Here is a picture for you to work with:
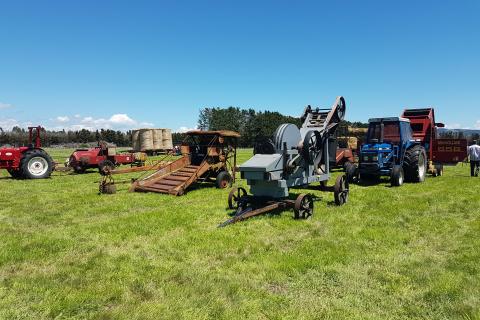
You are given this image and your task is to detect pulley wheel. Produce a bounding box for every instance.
[332,96,346,123]
[302,130,322,164]
[273,124,301,151]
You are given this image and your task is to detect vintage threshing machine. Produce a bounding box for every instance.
[220,96,350,227]
[100,130,239,195]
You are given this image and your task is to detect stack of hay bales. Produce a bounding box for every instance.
[337,127,368,150]
[131,128,173,152]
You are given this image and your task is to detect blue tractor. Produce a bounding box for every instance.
[358,117,427,186]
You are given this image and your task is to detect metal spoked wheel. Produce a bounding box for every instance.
[302,130,321,164]
[332,96,346,122]
[334,174,349,205]
[294,193,313,219]
[27,156,49,177]
[228,187,247,209]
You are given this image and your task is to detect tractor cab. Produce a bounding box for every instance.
[359,117,423,184]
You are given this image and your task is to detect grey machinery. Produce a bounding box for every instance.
[220,96,350,227]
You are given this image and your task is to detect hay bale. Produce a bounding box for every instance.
[337,136,359,150]
[348,127,368,137]
[139,129,154,151]
[132,130,140,151]
[162,129,173,149]
[152,129,163,150]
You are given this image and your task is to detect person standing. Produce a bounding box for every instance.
[468,140,480,177]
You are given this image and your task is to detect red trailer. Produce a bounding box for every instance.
[401,108,467,176]
[67,141,146,174]
[0,126,54,179]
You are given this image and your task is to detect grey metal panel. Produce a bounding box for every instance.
[240,154,283,172]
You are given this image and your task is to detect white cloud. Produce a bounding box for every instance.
[445,123,462,129]
[475,120,480,129]
[0,102,13,109]
[56,116,70,123]
[0,118,20,130]
[109,114,136,126]
[51,113,154,131]
[176,126,196,133]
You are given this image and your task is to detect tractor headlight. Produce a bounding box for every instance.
[372,155,378,162]
[363,155,368,162]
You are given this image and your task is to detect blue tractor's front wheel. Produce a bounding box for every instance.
[391,165,404,187]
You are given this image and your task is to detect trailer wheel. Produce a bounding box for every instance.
[334,174,349,205]
[344,162,357,183]
[20,149,53,179]
[99,160,115,176]
[7,169,23,179]
[391,165,404,187]
[216,171,232,189]
[228,187,247,209]
[404,145,427,182]
[294,193,313,219]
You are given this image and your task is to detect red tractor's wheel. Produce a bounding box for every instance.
[294,193,314,219]
[20,149,54,179]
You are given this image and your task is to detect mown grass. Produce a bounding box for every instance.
[0,148,479,319]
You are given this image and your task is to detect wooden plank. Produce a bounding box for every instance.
[171,172,192,177]
[155,179,183,186]
[136,185,170,193]
[164,175,190,182]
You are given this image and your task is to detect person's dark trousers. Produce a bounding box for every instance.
[471,161,480,177]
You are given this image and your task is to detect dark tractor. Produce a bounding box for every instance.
[358,117,427,187]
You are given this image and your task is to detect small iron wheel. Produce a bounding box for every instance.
[228,187,247,210]
[334,174,349,205]
[101,183,116,194]
[99,160,115,176]
[294,193,314,219]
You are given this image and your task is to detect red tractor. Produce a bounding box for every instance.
[0,126,54,179]
[67,141,146,174]
[401,108,467,176]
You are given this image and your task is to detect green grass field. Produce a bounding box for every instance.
[0,148,479,319]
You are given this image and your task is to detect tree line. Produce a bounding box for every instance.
[197,106,368,147]
[0,127,132,147]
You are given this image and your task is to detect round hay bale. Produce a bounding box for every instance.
[139,129,154,151]
[132,130,140,151]
[162,129,173,149]
[152,129,163,150]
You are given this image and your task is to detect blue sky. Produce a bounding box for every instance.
[0,0,479,132]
